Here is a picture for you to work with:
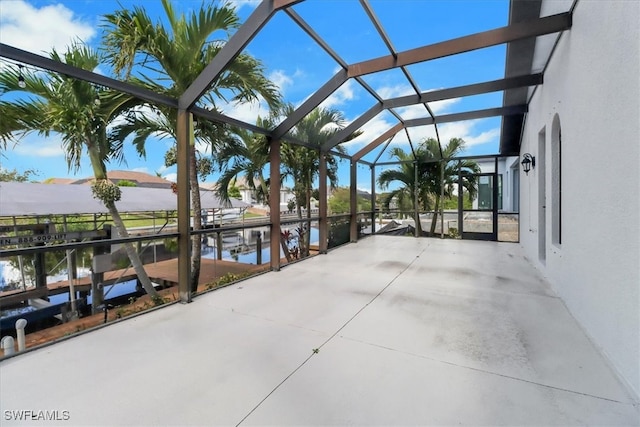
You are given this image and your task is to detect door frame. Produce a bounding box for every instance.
[458,158,498,241]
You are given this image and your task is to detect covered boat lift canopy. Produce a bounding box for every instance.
[0,182,249,217]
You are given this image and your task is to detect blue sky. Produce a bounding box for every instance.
[0,0,510,192]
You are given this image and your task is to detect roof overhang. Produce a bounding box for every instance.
[500,0,543,155]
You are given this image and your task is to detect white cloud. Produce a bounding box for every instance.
[226,69,308,124]
[374,84,460,116]
[342,115,500,158]
[12,133,65,158]
[320,79,357,110]
[292,68,305,80]
[376,84,414,100]
[342,115,396,148]
[151,166,177,183]
[395,104,428,120]
[393,98,460,120]
[404,126,432,143]
[0,1,96,54]
[462,127,501,146]
[195,139,211,154]
[434,120,501,150]
[334,77,501,156]
[269,69,293,95]
[227,0,261,11]
[221,97,271,127]
[155,164,171,175]
[122,104,165,123]
[429,98,460,114]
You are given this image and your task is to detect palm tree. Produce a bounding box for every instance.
[215,115,276,206]
[378,147,430,235]
[420,137,481,234]
[0,44,160,299]
[280,105,356,256]
[102,0,280,293]
[378,137,480,236]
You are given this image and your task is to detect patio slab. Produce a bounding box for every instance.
[0,236,637,426]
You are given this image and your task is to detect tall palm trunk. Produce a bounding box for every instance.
[429,193,441,235]
[259,176,269,205]
[108,202,160,299]
[294,186,304,257]
[412,183,423,236]
[295,185,303,218]
[304,185,311,257]
[415,216,423,235]
[189,146,202,293]
[413,210,423,235]
[87,145,159,299]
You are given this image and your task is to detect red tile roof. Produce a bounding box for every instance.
[69,170,174,188]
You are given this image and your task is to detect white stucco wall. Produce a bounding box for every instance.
[472,157,518,212]
[519,0,640,398]
[497,156,519,213]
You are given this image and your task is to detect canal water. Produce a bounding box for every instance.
[202,227,319,264]
[1,227,320,321]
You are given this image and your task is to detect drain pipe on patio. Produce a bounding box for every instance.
[1,335,15,356]
[15,318,27,352]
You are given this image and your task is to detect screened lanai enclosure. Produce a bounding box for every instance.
[1,0,639,424]
[0,0,569,307]
[0,0,572,343]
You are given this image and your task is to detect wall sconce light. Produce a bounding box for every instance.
[521,153,536,175]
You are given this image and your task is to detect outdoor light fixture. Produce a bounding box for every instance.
[521,153,536,175]
[17,65,26,89]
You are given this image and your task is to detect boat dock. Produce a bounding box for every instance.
[0,257,269,308]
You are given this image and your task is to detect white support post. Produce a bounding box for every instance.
[1,336,15,356]
[15,318,27,352]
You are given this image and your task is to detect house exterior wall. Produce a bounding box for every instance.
[472,157,518,212]
[519,0,639,398]
[503,157,520,213]
[239,188,254,205]
[234,183,295,210]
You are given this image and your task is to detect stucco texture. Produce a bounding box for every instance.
[519,0,639,399]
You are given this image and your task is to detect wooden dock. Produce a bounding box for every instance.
[0,258,272,354]
[0,258,269,308]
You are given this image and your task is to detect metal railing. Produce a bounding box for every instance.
[0,207,520,358]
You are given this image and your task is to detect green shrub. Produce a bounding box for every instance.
[205,272,251,290]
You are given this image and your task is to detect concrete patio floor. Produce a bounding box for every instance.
[1,236,638,426]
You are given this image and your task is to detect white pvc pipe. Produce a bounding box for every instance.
[1,336,15,356]
[15,318,27,352]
